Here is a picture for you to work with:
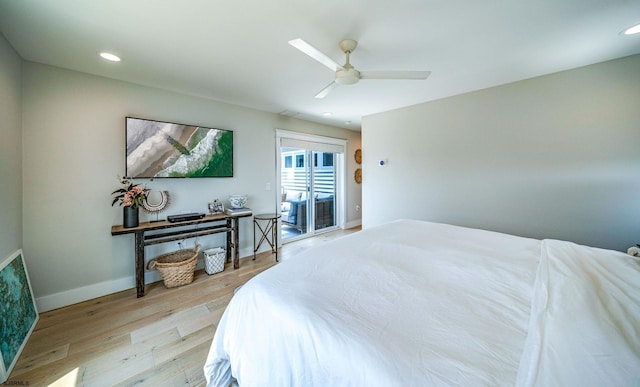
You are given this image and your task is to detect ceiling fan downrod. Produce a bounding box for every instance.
[336,40,360,85]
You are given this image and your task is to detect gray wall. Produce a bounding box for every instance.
[0,34,22,261]
[362,54,640,252]
[20,61,361,311]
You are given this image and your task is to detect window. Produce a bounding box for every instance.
[323,153,334,167]
[296,154,304,168]
[284,156,292,168]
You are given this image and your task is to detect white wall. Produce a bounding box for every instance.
[0,34,22,261]
[362,54,640,252]
[21,61,361,311]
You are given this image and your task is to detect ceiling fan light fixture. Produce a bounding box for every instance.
[335,67,360,85]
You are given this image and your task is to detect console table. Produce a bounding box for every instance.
[111,212,251,297]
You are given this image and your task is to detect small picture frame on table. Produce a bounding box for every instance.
[208,199,224,215]
[0,249,39,382]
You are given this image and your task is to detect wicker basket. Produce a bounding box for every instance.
[146,244,201,288]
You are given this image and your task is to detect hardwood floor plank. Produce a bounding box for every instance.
[130,305,210,344]
[5,227,360,386]
[135,327,182,357]
[151,325,214,366]
[176,308,218,338]
[10,344,69,377]
[116,370,191,387]
[78,345,155,386]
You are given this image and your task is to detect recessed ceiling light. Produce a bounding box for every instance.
[99,52,121,62]
[623,23,640,35]
[344,121,352,125]
[322,112,332,116]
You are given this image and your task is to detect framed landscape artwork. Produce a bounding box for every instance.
[125,117,234,178]
[0,250,38,382]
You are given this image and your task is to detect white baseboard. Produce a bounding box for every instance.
[35,257,214,312]
[36,276,137,313]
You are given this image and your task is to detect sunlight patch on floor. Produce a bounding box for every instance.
[48,367,78,387]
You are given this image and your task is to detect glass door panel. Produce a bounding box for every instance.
[280,147,311,240]
[280,148,338,242]
[312,151,336,231]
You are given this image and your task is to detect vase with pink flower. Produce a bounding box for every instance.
[112,178,148,228]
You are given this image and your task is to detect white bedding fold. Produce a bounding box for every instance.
[516,239,640,387]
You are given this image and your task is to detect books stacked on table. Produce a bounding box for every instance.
[225,207,252,216]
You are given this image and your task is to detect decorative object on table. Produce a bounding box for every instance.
[208,199,224,215]
[142,190,170,222]
[0,250,39,383]
[225,207,253,216]
[123,206,139,228]
[228,194,248,209]
[146,244,201,288]
[111,177,148,228]
[354,168,362,184]
[166,212,205,223]
[354,148,362,164]
[204,247,226,275]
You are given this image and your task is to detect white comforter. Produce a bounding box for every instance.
[204,220,640,386]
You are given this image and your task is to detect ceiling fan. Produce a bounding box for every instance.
[288,38,431,98]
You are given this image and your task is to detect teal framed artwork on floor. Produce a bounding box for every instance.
[0,249,39,382]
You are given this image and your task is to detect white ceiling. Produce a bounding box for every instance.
[1,0,639,130]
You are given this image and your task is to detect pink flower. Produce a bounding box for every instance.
[111,178,148,208]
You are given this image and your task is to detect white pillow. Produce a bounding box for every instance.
[285,191,302,202]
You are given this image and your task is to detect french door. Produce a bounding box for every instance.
[276,130,346,243]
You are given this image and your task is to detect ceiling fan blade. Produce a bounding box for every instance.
[359,70,431,80]
[288,38,343,72]
[314,82,339,99]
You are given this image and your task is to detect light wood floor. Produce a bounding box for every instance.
[8,226,360,386]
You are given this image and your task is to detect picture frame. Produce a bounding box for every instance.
[208,199,224,214]
[0,250,39,382]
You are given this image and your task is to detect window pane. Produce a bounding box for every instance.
[323,153,334,167]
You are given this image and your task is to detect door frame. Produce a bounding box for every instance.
[275,129,347,244]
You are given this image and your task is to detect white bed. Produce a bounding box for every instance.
[204,220,640,386]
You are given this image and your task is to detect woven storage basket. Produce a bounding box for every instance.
[146,244,201,288]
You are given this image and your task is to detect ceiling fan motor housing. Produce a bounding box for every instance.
[336,67,360,85]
